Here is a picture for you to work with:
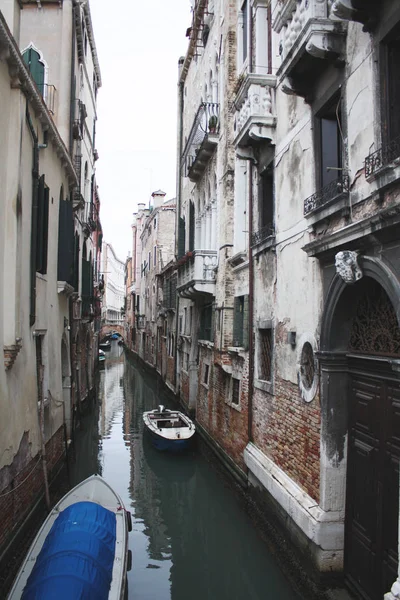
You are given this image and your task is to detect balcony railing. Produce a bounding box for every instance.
[181,102,219,182]
[304,175,349,216]
[176,250,217,299]
[234,73,276,148]
[365,135,400,178]
[273,0,345,92]
[251,224,275,247]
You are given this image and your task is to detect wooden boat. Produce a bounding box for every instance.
[7,475,131,600]
[143,405,196,451]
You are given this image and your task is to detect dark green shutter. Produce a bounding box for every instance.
[178,217,186,258]
[189,201,195,251]
[36,175,46,274]
[57,200,74,284]
[243,295,249,350]
[23,48,44,96]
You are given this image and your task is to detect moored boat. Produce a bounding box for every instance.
[143,405,196,452]
[99,339,111,350]
[7,475,131,600]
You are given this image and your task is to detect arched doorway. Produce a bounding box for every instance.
[320,257,400,600]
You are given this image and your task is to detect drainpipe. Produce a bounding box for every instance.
[248,5,254,442]
[248,165,254,443]
[174,60,185,393]
[26,106,39,327]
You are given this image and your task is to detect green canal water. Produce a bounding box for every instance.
[70,341,302,600]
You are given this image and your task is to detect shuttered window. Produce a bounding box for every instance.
[199,303,214,342]
[36,175,49,275]
[233,295,249,349]
[189,201,195,252]
[178,217,186,258]
[23,48,45,96]
[57,198,74,284]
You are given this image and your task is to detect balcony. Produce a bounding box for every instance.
[251,224,275,255]
[330,1,379,32]
[233,73,276,148]
[365,135,400,182]
[181,102,219,183]
[273,0,346,97]
[304,175,349,224]
[176,250,217,299]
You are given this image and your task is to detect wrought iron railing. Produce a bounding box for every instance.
[251,224,274,246]
[365,135,400,178]
[181,102,220,176]
[304,175,349,216]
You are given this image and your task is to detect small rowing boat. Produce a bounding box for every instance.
[143,405,196,452]
[7,474,131,600]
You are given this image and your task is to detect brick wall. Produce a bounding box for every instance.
[0,426,65,552]
[253,379,321,502]
[197,348,249,470]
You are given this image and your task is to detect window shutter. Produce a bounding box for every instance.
[189,202,195,251]
[178,217,186,258]
[58,199,75,284]
[36,175,45,274]
[243,294,249,350]
[233,297,241,347]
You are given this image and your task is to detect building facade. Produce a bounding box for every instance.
[0,0,102,560]
[101,242,125,329]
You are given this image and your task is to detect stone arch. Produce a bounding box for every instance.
[318,254,400,594]
[321,255,400,352]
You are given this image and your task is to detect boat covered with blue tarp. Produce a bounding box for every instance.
[8,475,131,600]
[22,502,116,600]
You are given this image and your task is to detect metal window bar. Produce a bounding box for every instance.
[365,135,400,178]
[303,174,349,216]
[259,329,272,381]
[251,224,274,247]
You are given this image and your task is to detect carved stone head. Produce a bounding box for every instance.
[335,250,363,284]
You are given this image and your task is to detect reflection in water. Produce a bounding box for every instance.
[70,342,299,600]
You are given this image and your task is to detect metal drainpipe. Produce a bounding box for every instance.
[26,106,39,327]
[248,164,254,443]
[174,70,184,392]
[248,5,254,442]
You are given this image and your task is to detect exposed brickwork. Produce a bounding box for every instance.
[197,347,249,471]
[253,378,321,503]
[0,426,65,552]
[4,340,22,371]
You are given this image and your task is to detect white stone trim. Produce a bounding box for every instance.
[244,442,344,552]
[297,332,319,402]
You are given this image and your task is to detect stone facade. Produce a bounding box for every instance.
[0,0,102,558]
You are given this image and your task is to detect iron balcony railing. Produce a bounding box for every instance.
[365,135,400,178]
[251,224,275,247]
[304,174,349,216]
[181,102,220,178]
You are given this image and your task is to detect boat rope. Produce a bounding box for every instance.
[0,456,42,497]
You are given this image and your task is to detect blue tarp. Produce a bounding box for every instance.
[22,501,117,600]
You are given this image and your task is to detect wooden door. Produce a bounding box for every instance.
[345,368,400,599]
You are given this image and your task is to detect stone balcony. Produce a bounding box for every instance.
[233,73,277,148]
[176,250,217,299]
[273,0,346,98]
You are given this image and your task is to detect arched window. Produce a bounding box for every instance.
[23,47,45,95]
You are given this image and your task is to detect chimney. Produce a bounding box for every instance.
[151,190,167,209]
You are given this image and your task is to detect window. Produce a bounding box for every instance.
[199,303,214,342]
[179,315,183,333]
[203,363,210,386]
[189,201,195,251]
[36,175,49,275]
[148,251,151,271]
[300,342,315,390]
[382,24,400,147]
[23,47,45,95]
[241,0,248,64]
[258,328,272,382]
[316,95,342,190]
[233,295,249,349]
[231,378,240,406]
[258,166,274,238]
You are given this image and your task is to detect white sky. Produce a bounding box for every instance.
[90,1,193,262]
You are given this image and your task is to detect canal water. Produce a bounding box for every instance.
[70,341,302,600]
